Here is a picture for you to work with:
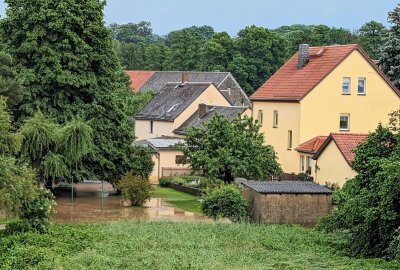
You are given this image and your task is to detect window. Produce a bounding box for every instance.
[287,130,293,150]
[273,111,279,128]
[340,114,350,131]
[258,110,263,127]
[300,155,305,172]
[358,77,366,95]
[149,121,154,134]
[306,156,312,174]
[342,77,351,95]
[175,155,187,165]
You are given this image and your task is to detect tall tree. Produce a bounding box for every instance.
[0,0,138,182]
[235,26,288,94]
[358,21,387,59]
[380,4,400,88]
[200,32,235,71]
[0,48,24,106]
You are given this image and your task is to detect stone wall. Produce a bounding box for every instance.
[243,188,333,227]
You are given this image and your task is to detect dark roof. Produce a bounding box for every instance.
[242,180,332,194]
[314,133,368,165]
[251,44,400,101]
[134,136,185,151]
[138,71,230,92]
[174,105,248,135]
[135,82,214,121]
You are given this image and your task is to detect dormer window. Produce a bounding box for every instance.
[342,77,351,95]
[358,77,366,95]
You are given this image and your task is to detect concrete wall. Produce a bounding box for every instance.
[135,120,175,141]
[243,188,333,227]
[314,141,357,187]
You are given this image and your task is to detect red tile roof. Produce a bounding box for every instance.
[250,44,400,101]
[314,133,368,165]
[295,136,328,154]
[126,70,155,93]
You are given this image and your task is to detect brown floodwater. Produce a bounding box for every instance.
[53,182,209,224]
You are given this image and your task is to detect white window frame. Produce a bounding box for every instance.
[273,110,279,128]
[258,110,263,127]
[150,121,154,134]
[287,130,293,150]
[339,114,350,131]
[300,155,305,173]
[342,77,351,95]
[357,77,366,95]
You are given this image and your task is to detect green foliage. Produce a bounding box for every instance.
[1,0,136,182]
[0,97,21,155]
[159,176,174,187]
[151,186,201,213]
[380,4,400,88]
[201,185,247,223]
[5,188,56,234]
[119,173,152,206]
[0,48,24,107]
[129,145,154,179]
[42,151,67,181]
[319,124,400,258]
[358,21,387,59]
[181,114,281,183]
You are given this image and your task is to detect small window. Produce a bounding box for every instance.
[273,111,279,128]
[300,155,305,172]
[175,155,187,165]
[258,110,263,127]
[340,114,350,131]
[287,130,293,150]
[306,156,312,174]
[150,121,154,134]
[358,77,366,95]
[342,77,351,95]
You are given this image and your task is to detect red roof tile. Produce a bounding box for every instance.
[250,44,400,101]
[315,133,368,165]
[296,136,328,154]
[126,70,155,93]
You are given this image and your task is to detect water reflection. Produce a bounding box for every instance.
[53,182,207,224]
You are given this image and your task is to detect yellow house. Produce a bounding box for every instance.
[250,44,400,185]
[313,133,368,186]
[134,82,250,183]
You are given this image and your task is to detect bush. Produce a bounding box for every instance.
[5,188,56,234]
[201,185,248,223]
[119,173,152,206]
[159,177,174,187]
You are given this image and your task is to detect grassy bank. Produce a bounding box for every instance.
[152,186,201,213]
[0,221,398,269]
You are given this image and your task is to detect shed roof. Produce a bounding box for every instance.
[174,105,248,135]
[134,136,185,151]
[242,180,332,194]
[135,82,214,121]
[250,44,400,101]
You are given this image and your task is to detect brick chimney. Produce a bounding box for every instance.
[297,44,309,69]
[182,72,189,83]
[198,103,207,118]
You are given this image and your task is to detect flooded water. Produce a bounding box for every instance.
[53,182,209,224]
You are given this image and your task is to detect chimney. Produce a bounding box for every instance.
[182,72,189,83]
[297,44,309,69]
[198,103,207,119]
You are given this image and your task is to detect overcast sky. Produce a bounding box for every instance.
[0,1,397,35]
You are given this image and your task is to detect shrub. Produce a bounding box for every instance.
[119,173,152,206]
[201,185,248,223]
[5,188,56,234]
[159,177,174,187]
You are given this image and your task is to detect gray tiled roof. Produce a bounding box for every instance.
[134,136,185,151]
[242,180,332,194]
[139,71,230,92]
[135,82,212,121]
[174,105,248,135]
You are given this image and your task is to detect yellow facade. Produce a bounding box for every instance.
[314,142,357,187]
[134,84,231,141]
[149,149,190,184]
[252,50,400,178]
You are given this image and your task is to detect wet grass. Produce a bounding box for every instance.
[151,186,202,213]
[1,220,398,269]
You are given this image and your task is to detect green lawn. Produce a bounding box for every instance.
[152,186,202,213]
[0,221,398,269]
